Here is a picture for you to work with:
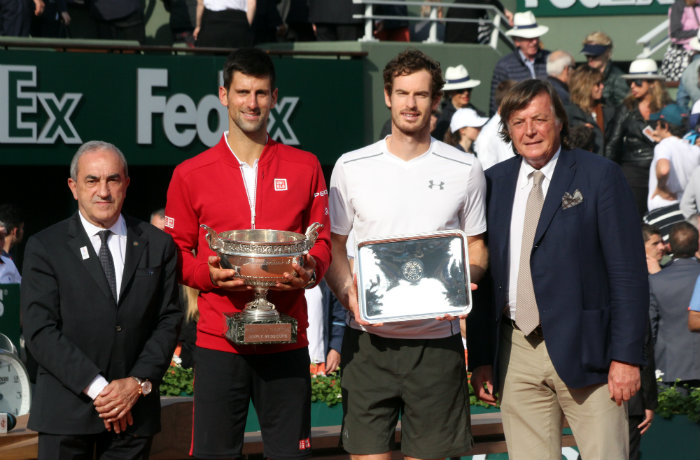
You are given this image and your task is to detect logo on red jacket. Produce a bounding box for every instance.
[298,438,311,450]
[274,178,288,191]
[164,216,175,228]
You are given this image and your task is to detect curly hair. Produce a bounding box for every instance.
[623,80,671,113]
[383,49,444,99]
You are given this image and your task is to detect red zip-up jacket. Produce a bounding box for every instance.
[165,134,332,354]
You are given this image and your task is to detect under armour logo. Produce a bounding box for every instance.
[428,180,445,190]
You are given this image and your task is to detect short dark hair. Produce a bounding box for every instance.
[568,124,595,152]
[498,79,570,150]
[383,49,444,99]
[0,203,23,233]
[656,119,688,138]
[641,223,661,243]
[223,48,276,91]
[494,79,517,109]
[669,221,699,258]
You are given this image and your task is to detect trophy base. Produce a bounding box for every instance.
[224,312,298,345]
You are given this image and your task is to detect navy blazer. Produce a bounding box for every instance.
[21,213,182,436]
[473,149,648,388]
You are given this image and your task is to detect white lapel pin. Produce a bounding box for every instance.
[80,246,89,260]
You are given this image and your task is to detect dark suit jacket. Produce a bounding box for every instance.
[649,257,700,382]
[472,149,648,388]
[21,213,181,436]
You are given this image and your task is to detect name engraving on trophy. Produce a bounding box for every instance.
[244,323,293,343]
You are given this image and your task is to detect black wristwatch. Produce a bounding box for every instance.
[131,377,153,396]
[304,270,317,289]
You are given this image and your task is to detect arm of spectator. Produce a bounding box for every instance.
[33,0,44,15]
[669,0,699,40]
[689,310,700,331]
[194,0,203,39]
[680,167,700,218]
[651,159,676,201]
[247,0,256,25]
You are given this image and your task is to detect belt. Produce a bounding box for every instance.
[502,314,544,340]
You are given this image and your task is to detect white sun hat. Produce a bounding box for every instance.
[505,11,549,39]
[442,65,481,92]
[450,108,489,133]
[621,58,665,80]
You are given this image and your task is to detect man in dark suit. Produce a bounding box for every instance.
[20,140,181,459]
[469,79,648,459]
[650,222,700,389]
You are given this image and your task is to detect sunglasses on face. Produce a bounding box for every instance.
[630,79,650,87]
[457,88,472,94]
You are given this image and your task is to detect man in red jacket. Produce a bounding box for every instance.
[165,47,331,460]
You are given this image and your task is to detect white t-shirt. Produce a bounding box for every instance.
[329,137,487,339]
[648,136,700,211]
[203,0,247,12]
[473,113,515,171]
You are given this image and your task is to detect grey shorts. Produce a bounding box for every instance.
[340,328,473,458]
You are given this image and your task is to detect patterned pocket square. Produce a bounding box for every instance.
[562,189,583,209]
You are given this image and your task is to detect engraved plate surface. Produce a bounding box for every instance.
[356,231,471,323]
[225,313,298,344]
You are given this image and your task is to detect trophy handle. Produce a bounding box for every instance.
[200,224,224,252]
[304,222,324,250]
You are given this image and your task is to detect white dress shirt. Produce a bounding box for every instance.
[78,211,127,399]
[506,149,560,320]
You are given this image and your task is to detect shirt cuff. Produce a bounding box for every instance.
[84,375,109,400]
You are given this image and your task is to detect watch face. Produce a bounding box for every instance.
[0,353,31,416]
[142,380,153,395]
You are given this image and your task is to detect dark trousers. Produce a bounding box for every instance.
[196,8,252,49]
[628,414,643,460]
[38,431,152,460]
[0,0,29,36]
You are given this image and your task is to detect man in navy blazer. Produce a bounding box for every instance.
[469,80,648,459]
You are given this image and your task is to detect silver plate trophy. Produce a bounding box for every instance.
[201,223,323,344]
[356,230,471,323]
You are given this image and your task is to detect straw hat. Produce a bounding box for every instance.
[621,58,665,80]
[505,11,549,39]
[443,65,481,92]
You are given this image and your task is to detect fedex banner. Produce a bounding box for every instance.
[0,51,364,166]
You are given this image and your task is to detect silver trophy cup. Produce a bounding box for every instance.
[201,223,323,344]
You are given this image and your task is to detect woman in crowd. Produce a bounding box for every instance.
[661,0,700,80]
[444,107,488,155]
[194,0,256,48]
[581,31,629,108]
[605,58,672,216]
[565,64,615,155]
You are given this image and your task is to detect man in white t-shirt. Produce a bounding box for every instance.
[648,104,700,211]
[326,49,488,460]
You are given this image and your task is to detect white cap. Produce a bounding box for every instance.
[450,108,489,133]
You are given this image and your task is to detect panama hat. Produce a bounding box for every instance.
[450,108,489,133]
[505,11,549,39]
[622,58,665,80]
[443,65,481,92]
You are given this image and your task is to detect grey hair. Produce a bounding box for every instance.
[70,140,129,180]
[546,50,574,77]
